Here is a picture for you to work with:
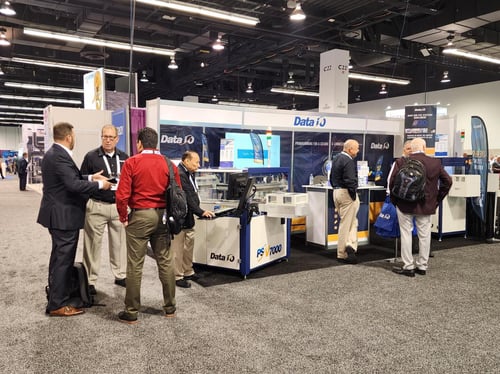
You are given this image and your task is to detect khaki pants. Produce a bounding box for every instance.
[124,209,176,317]
[171,228,195,280]
[82,199,127,285]
[333,189,360,259]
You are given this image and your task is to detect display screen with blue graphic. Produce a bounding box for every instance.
[225,132,280,169]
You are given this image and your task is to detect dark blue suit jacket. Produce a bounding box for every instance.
[178,163,204,229]
[37,143,99,230]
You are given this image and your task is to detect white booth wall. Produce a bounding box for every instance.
[349,79,500,153]
[44,106,112,167]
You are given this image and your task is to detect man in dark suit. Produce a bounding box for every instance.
[171,151,214,288]
[390,137,452,277]
[18,152,28,191]
[37,122,112,317]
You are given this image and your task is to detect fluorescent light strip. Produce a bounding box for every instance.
[348,72,410,85]
[0,111,43,117]
[0,104,44,111]
[137,0,259,26]
[11,57,129,76]
[24,27,175,57]
[0,94,81,104]
[443,48,500,65]
[5,82,84,93]
[270,87,319,97]
[218,101,278,109]
[0,117,42,122]
[0,121,40,126]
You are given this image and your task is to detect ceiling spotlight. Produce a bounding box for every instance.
[200,61,206,68]
[440,71,450,83]
[140,70,148,83]
[290,2,306,21]
[168,56,178,70]
[0,28,10,47]
[355,94,361,102]
[446,31,455,47]
[0,1,16,16]
[212,37,224,51]
[211,95,218,102]
[379,83,388,95]
[0,66,4,75]
[287,72,295,84]
[246,82,254,94]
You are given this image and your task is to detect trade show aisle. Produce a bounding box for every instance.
[2,178,500,373]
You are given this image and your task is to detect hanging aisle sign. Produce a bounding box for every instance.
[319,49,349,114]
[404,105,436,155]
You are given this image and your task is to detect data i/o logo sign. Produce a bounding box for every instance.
[256,243,283,262]
[160,134,195,145]
[293,116,326,128]
[210,252,235,262]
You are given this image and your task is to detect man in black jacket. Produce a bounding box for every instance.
[330,139,360,264]
[18,152,28,190]
[171,151,214,288]
[37,122,112,317]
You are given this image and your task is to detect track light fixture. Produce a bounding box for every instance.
[0,28,10,47]
[286,72,295,84]
[211,95,218,102]
[246,82,254,94]
[168,56,178,70]
[290,2,306,21]
[440,71,450,83]
[379,84,388,95]
[0,1,16,16]
[140,70,149,82]
[212,36,224,51]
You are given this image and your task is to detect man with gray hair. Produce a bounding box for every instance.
[330,139,360,264]
[389,137,452,277]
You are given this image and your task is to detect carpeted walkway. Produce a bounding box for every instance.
[1,176,499,373]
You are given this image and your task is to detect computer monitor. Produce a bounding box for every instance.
[237,177,255,211]
[226,172,249,200]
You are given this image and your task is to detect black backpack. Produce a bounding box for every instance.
[45,262,94,308]
[164,157,188,237]
[391,158,426,202]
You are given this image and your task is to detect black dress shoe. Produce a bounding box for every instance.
[118,311,138,324]
[89,285,97,295]
[392,267,415,277]
[114,278,126,287]
[176,279,191,288]
[184,273,200,281]
[346,246,358,264]
[415,268,426,275]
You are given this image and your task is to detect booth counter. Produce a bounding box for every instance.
[305,184,385,249]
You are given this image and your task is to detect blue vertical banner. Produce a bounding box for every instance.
[201,132,210,167]
[470,116,489,222]
[404,105,437,154]
[249,132,264,164]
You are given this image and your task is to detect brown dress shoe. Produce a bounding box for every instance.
[49,305,85,317]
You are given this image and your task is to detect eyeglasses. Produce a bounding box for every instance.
[101,135,117,140]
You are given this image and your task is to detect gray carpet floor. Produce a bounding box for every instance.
[1,175,500,373]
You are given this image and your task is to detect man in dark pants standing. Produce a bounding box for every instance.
[330,139,360,264]
[37,122,112,317]
[18,152,28,190]
[172,151,215,288]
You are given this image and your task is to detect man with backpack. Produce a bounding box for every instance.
[115,127,182,324]
[389,137,452,277]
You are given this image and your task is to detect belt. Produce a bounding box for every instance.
[91,198,114,204]
[131,207,165,211]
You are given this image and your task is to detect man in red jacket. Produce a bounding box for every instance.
[389,137,452,277]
